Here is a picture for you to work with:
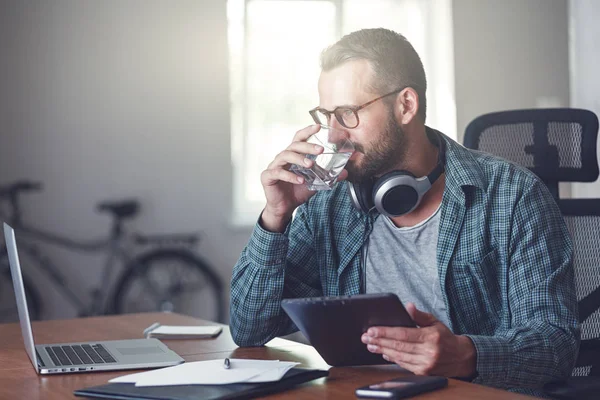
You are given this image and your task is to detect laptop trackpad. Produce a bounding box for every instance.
[116,346,165,356]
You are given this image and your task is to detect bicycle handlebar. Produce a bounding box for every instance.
[0,180,43,198]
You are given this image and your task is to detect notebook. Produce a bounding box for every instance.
[74,367,329,400]
[143,323,223,339]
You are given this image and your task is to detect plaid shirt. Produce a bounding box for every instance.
[230,130,579,395]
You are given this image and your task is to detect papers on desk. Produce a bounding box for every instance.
[109,359,300,386]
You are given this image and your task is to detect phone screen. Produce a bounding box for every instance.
[356,376,448,399]
[369,381,415,389]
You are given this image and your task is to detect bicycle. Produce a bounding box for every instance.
[0,180,225,324]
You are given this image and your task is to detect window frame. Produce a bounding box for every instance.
[228,0,456,227]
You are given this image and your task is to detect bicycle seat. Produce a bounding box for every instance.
[97,200,140,219]
[0,180,43,197]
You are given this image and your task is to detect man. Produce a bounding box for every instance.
[230,28,579,396]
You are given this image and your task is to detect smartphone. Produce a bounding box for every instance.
[355,376,448,399]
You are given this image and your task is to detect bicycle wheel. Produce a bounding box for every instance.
[111,249,225,322]
[0,255,42,323]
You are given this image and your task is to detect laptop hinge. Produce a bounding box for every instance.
[35,349,46,367]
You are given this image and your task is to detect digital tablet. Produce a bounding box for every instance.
[281,293,415,366]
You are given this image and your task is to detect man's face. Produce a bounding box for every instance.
[317,60,407,183]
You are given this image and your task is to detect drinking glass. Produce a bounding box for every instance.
[290,125,355,191]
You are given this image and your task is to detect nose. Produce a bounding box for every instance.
[324,122,354,151]
[328,116,345,131]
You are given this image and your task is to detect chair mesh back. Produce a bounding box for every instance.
[464,109,599,191]
[564,215,600,339]
[548,122,584,169]
[477,122,585,169]
[560,199,600,377]
[478,123,535,167]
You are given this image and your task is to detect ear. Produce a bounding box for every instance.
[394,87,420,125]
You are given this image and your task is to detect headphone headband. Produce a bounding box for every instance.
[425,129,445,184]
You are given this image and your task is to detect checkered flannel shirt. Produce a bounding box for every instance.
[230,129,579,395]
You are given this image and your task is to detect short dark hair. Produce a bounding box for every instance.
[320,28,427,122]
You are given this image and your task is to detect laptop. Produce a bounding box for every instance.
[3,223,185,374]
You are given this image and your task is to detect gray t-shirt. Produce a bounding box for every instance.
[365,206,451,328]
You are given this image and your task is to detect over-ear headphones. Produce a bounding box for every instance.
[347,130,446,217]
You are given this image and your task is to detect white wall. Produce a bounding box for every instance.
[0,0,576,322]
[569,0,600,197]
[0,0,252,320]
[453,0,570,142]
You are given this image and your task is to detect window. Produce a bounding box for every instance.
[228,0,456,225]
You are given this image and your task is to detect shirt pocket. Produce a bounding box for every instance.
[450,247,503,334]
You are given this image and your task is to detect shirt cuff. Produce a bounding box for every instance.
[464,334,511,385]
[246,214,291,267]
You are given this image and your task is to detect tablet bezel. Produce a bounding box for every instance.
[281,293,415,366]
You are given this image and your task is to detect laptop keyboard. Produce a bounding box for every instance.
[45,344,116,366]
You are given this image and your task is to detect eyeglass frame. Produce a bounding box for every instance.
[308,86,410,129]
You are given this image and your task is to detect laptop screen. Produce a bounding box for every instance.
[3,223,40,370]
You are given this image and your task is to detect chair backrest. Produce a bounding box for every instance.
[464,108,599,197]
[464,108,600,378]
[559,199,600,377]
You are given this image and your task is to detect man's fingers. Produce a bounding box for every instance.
[366,326,425,343]
[405,302,417,318]
[337,169,349,182]
[362,336,421,355]
[405,303,438,327]
[287,141,324,156]
[292,124,320,142]
[369,345,434,375]
[267,150,314,170]
[267,142,324,171]
[261,168,304,186]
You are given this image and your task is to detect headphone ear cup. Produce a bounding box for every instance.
[372,170,420,217]
[347,180,375,213]
[372,170,414,194]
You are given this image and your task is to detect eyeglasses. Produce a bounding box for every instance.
[309,87,408,129]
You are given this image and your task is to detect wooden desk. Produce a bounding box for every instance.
[0,313,535,399]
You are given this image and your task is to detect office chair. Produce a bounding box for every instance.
[542,198,600,399]
[463,108,599,199]
[464,108,600,399]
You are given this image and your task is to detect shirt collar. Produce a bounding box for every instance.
[428,127,487,201]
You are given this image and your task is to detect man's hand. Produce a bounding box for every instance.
[260,124,348,233]
[361,302,477,378]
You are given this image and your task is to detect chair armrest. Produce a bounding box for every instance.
[575,339,600,368]
[544,376,600,400]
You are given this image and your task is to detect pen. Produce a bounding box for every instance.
[223,358,231,369]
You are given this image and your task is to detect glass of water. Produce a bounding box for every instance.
[290,125,355,191]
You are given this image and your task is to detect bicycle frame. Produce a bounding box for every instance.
[9,222,135,316]
[1,188,213,320]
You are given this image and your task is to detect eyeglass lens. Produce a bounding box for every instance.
[313,108,358,129]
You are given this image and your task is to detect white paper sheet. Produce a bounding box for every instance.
[109,359,299,386]
[245,365,298,383]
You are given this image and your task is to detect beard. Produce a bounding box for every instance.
[345,110,408,183]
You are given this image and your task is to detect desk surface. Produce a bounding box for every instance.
[0,313,535,399]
